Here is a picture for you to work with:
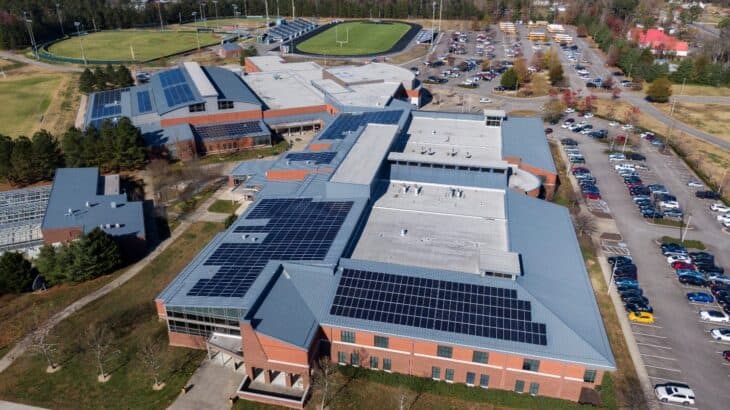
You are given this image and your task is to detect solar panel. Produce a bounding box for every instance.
[163,83,196,107]
[136,90,153,113]
[330,268,548,345]
[159,68,186,87]
[91,89,123,119]
[285,152,337,164]
[195,121,264,141]
[319,111,403,140]
[186,198,353,298]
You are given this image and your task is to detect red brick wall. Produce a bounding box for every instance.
[155,299,166,319]
[168,331,206,350]
[160,109,263,127]
[244,59,262,73]
[237,392,304,409]
[42,226,83,244]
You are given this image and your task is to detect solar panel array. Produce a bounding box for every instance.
[91,89,123,119]
[187,198,353,298]
[159,68,197,107]
[195,121,264,141]
[330,268,548,345]
[285,152,337,164]
[319,111,403,140]
[136,90,153,113]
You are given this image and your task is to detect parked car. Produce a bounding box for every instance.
[711,328,730,342]
[679,274,707,286]
[608,153,626,161]
[667,255,692,264]
[614,278,639,287]
[479,97,492,103]
[661,243,687,255]
[700,310,730,322]
[709,203,730,213]
[717,213,730,224]
[696,191,721,199]
[690,251,715,263]
[672,261,696,271]
[687,180,705,188]
[625,302,653,313]
[628,311,654,324]
[687,292,714,303]
[619,288,644,299]
[654,384,695,406]
[625,152,646,161]
[608,256,633,266]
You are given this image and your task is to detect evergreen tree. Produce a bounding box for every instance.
[79,68,95,93]
[8,136,34,185]
[0,134,13,181]
[114,65,134,87]
[646,77,672,103]
[68,228,121,282]
[114,118,146,170]
[104,64,116,87]
[93,66,107,91]
[98,121,118,171]
[61,127,87,167]
[0,252,35,295]
[549,62,564,86]
[31,130,64,181]
[501,68,518,90]
[34,244,65,285]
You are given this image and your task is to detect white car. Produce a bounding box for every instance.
[700,310,730,323]
[615,164,635,170]
[654,384,695,406]
[608,153,626,161]
[583,112,594,118]
[687,180,704,188]
[658,201,680,210]
[717,213,730,224]
[711,328,730,342]
[608,121,618,127]
[621,124,633,130]
[479,97,492,103]
[565,107,575,113]
[640,132,655,139]
[667,255,692,264]
[710,203,730,213]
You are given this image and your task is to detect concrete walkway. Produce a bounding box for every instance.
[0,401,48,410]
[168,358,242,410]
[0,51,83,73]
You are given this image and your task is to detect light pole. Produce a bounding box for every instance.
[213,0,219,30]
[199,1,207,28]
[192,12,201,50]
[157,1,164,31]
[233,4,239,18]
[56,3,65,37]
[74,21,86,65]
[23,12,38,60]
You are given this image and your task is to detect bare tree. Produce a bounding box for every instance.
[86,323,117,382]
[139,338,164,390]
[29,325,60,373]
[574,212,597,238]
[396,387,413,410]
[312,357,339,410]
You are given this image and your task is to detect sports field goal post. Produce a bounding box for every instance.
[335,25,349,48]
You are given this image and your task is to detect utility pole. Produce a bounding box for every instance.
[431,1,436,52]
[23,12,38,60]
[56,3,65,37]
[213,1,219,30]
[438,0,443,37]
[157,1,164,32]
[200,1,207,28]
[74,21,87,65]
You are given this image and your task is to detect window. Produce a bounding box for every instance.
[472,351,488,364]
[370,356,378,369]
[217,100,234,110]
[479,374,490,388]
[350,352,359,366]
[431,366,441,380]
[341,330,355,343]
[445,368,454,382]
[374,336,389,348]
[529,382,540,396]
[188,102,205,112]
[436,345,453,358]
[337,351,346,364]
[522,359,540,372]
[383,358,392,371]
[466,372,476,385]
[583,369,597,383]
[515,380,525,393]
[486,116,502,126]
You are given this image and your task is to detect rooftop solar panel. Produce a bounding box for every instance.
[91,89,123,119]
[186,198,353,298]
[318,111,402,140]
[195,121,264,141]
[285,152,337,164]
[136,90,153,113]
[163,83,195,107]
[159,68,186,87]
[330,268,548,345]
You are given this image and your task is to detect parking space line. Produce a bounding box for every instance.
[698,321,730,327]
[648,375,687,383]
[658,403,698,410]
[644,364,681,372]
[637,342,672,350]
[631,323,663,329]
[709,340,730,346]
[633,332,667,339]
[641,354,677,361]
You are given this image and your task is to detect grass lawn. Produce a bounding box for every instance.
[208,199,239,214]
[0,222,224,409]
[642,82,730,97]
[654,102,730,143]
[296,21,410,56]
[0,74,63,137]
[660,236,705,250]
[184,17,266,28]
[48,30,220,61]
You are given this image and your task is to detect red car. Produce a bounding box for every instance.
[724,351,730,362]
[672,262,696,270]
[625,182,643,189]
[583,192,601,200]
[572,167,589,174]
[615,136,627,143]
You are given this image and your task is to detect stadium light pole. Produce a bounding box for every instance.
[233,4,239,18]
[74,21,87,65]
[264,0,270,26]
[199,1,207,28]
[192,12,201,50]
[212,0,219,29]
[23,12,38,60]
[56,3,65,37]
[276,0,280,18]
[438,0,443,37]
[157,1,164,32]
[291,0,295,19]
[430,2,436,52]
[243,1,247,18]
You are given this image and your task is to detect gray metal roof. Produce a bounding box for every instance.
[201,66,262,106]
[41,168,145,239]
[501,116,557,173]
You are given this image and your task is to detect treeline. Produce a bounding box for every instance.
[0,118,146,187]
[1,0,505,49]
[79,65,134,94]
[0,228,121,295]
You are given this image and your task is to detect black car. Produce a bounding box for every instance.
[617,283,640,292]
[690,251,714,262]
[625,302,653,314]
[679,275,707,286]
[717,294,730,307]
[609,256,633,266]
[696,263,724,274]
[661,243,687,254]
[642,210,663,219]
[623,295,650,305]
[619,288,644,299]
[586,82,597,88]
[545,128,553,134]
[696,191,721,199]
[561,138,578,145]
[626,152,646,161]
[493,85,506,91]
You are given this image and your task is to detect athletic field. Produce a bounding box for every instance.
[185,17,266,28]
[0,74,62,137]
[296,21,410,56]
[47,30,219,61]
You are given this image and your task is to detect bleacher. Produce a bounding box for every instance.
[266,19,318,43]
[416,30,437,44]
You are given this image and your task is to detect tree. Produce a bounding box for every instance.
[530,50,545,71]
[0,134,13,181]
[113,118,146,170]
[86,323,117,382]
[0,252,35,295]
[8,136,34,185]
[582,95,598,113]
[501,68,518,90]
[646,77,672,103]
[611,86,622,100]
[543,50,559,73]
[61,127,86,167]
[542,99,565,124]
[312,357,339,410]
[79,68,95,93]
[139,338,164,389]
[513,57,530,85]
[548,62,564,86]
[114,65,134,88]
[573,212,597,237]
[29,324,60,372]
[623,106,641,130]
[561,89,577,108]
[68,228,122,282]
[576,25,588,37]
[34,245,60,284]
[93,67,107,91]
[31,130,63,181]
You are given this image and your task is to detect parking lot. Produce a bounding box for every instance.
[554,116,730,410]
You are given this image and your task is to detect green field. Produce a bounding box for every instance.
[47,30,220,61]
[296,21,410,56]
[0,74,62,137]
[185,17,266,28]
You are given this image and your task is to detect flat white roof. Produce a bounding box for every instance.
[326,63,414,88]
[184,62,218,98]
[243,71,324,109]
[352,183,519,275]
[330,124,399,185]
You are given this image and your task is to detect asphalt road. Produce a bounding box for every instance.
[554,118,730,410]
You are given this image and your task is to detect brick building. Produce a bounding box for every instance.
[156,107,611,408]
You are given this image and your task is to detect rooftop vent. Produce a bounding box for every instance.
[432,130,437,134]
[115,223,121,228]
[400,228,408,237]
[465,152,472,159]
[402,185,409,194]
[66,208,74,216]
[414,185,422,196]
[243,234,249,239]
[110,202,117,209]
[105,223,111,229]
[85,201,91,208]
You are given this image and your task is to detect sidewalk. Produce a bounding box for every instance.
[168,358,242,410]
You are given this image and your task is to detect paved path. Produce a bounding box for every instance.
[0,189,223,374]
[168,358,242,410]
[0,51,83,73]
[0,401,48,410]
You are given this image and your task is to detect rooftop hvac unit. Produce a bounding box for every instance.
[465,152,472,159]
[85,201,91,208]
[414,185,422,196]
[115,223,121,228]
[110,202,117,208]
[105,223,111,229]
[400,228,407,237]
